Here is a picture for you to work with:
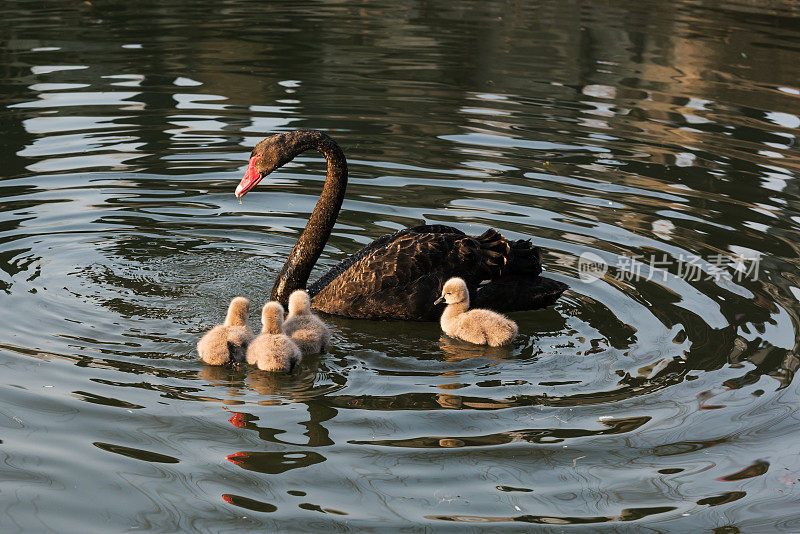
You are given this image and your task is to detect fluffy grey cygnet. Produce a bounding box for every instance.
[246,302,302,372]
[436,277,518,347]
[283,289,331,354]
[197,296,255,365]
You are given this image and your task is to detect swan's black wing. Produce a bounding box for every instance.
[309,225,560,320]
[306,225,463,298]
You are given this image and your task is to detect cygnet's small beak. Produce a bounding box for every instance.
[434,295,444,305]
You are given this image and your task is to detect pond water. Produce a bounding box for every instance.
[2,0,800,531]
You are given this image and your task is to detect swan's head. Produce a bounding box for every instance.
[235,132,306,197]
[261,301,285,335]
[288,289,312,316]
[435,277,468,305]
[226,296,250,326]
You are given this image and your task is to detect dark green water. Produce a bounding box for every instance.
[2,0,799,531]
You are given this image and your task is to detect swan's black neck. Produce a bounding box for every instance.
[270,130,348,305]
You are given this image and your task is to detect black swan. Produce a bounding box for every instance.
[284,289,331,354]
[235,130,567,321]
[197,296,254,365]
[436,277,518,346]
[246,302,302,372]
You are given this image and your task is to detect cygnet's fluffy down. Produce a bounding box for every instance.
[197,296,254,365]
[435,277,518,347]
[246,302,302,372]
[283,290,331,354]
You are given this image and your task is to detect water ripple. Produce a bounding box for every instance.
[1,0,799,531]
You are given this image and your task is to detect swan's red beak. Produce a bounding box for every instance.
[235,155,263,197]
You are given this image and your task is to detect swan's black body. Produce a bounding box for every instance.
[236,130,567,321]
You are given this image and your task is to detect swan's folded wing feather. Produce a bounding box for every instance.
[310,227,515,320]
[306,225,464,297]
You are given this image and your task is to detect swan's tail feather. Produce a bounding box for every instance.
[474,229,511,279]
[474,275,567,312]
[477,229,511,256]
[505,239,543,277]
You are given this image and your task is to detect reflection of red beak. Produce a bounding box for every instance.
[226,451,248,465]
[228,412,246,428]
[235,156,263,197]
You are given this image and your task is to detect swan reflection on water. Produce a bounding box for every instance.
[246,363,320,405]
[195,355,322,405]
[437,335,516,362]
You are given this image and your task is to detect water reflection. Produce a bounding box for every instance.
[226,451,326,475]
[1,0,800,531]
[426,505,678,525]
[349,416,651,448]
[437,335,516,362]
[221,494,278,513]
[94,442,180,464]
